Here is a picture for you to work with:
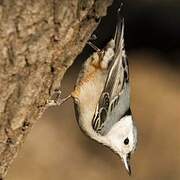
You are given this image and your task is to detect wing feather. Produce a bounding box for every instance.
[92,10,131,135]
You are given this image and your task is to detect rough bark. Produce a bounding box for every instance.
[0,0,113,178]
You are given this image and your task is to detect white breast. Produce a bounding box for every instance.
[77,69,106,136]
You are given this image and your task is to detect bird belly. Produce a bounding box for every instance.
[72,69,107,137]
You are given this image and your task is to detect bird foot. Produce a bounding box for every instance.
[47,90,71,107]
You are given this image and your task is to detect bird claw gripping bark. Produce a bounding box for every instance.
[47,89,71,107]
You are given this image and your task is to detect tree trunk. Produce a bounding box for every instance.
[0,0,112,178]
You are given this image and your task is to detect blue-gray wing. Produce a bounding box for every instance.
[92,13,131,135]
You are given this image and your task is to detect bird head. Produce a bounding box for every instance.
[105,115,137,175]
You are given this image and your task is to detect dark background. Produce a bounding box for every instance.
[81,0,180,67]
[8,1,180,180]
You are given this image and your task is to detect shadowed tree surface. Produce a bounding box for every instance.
[0,0,112,178]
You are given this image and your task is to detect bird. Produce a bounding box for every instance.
[71,8,137,175]
[47,6,137,176]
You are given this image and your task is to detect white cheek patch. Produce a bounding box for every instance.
[105,116,134,153]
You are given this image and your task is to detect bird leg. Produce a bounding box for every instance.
[89,34,97,41]
[87,41,101,52]
[47,89,72,106]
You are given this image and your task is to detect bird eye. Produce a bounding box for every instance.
[124,138,129,145]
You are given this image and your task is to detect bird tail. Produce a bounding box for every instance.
[114,4,125,56]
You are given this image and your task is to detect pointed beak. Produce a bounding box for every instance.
[122,153,131,176]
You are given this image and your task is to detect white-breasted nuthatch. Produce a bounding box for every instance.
[48,7,137,175]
